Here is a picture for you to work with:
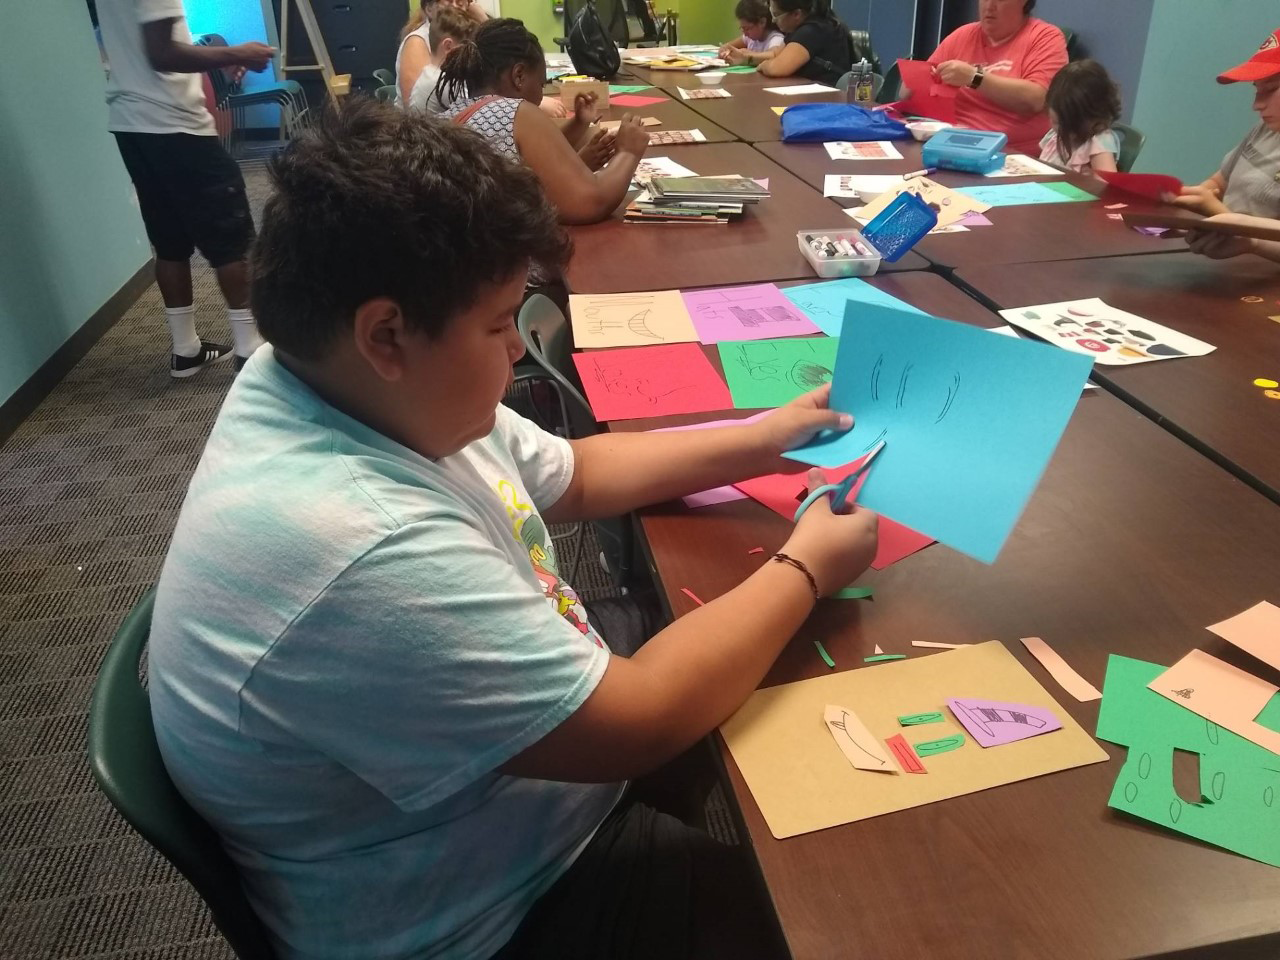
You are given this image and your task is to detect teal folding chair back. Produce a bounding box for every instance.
[516,294,592,420]
[1112,121,1146,173]
[375,84,397,102]
[87,589,276,960]
[372,68,395,88]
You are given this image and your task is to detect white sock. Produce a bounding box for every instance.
[165,305,201,358]
[228,307,265,358]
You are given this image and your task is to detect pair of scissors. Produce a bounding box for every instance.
[792,439,886,523]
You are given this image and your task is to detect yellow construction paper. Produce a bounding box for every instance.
[568,290,699,348]
[720,641,1108,838]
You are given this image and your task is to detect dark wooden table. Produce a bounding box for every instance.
[752,139,1190,268]
[958,252,1280,505]
[659,80,844,143]
[600,93,737,143]
[613,271,1280,960]
[565,141,927,293]
[623,64,814,96]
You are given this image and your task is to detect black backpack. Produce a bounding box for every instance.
[567,1,621,80]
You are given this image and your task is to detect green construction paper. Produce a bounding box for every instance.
[1042,181,1097,202]
[899,712,945,726]
[718,337,840,409]
[1095,655,1280,768]
[609,84,653,93]
[864,654,906,663]
[1108,740,1280,868]
[814,640,836,669]
[722,65,758,73]
[914,734,966,756]
[832,585,874,600]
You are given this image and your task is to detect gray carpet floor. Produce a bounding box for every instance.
[0,160,620,959]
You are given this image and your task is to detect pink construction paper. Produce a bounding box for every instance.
[956,212,993,227]
[682,284,821,344]
[611,94,668,108]
[573,344,732,421]
[947,698,1062,748]
[652,412,769,507]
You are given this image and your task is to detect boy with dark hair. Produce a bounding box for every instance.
[148,99,878,959]
[97,0,275,375]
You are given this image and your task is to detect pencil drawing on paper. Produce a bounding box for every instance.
[830,711,889,768]
[583,355,689,406]
[690,289,808,332]
[726,340,833,388]
[582,295,665,341]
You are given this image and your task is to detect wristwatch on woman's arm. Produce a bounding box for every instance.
[970,64,985,88]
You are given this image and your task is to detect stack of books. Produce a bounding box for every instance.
[624,176,770,225]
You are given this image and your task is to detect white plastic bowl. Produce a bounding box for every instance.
[697,71,726,86]
[906,120,952,141]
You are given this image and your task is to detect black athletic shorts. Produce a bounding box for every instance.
[113,132,254,267]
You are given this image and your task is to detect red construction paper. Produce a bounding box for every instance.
[733,455,935,570]
[610,94,669,108]
[1096,171,1183,202]
[895,59,956,123]
[572,344,732,421]
[886,734,927,774]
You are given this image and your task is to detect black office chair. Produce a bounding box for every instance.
[875,61,901,104]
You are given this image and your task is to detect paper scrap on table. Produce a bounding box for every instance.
[784,302,1092,564]
[955,181,1095,207]
[571,343,731,421]
[894,58,956,123]
[914,734,965,756]
[982,154,1063,178]
[610,93,668,108]
[780,277,927,337]
[677,86,732,100]
[1096,655,1280,868]
[568,290,698,348]
[823,140,903,161]
[771,106,788,115]
[949,697,1062,747]
[645,128,707,145]
[1104,202,1129,209]
[723,64,758,73]
[1206,601,1280,671]
[999,297,1216,366]
[631,155,698,187]
[855,177,990,228]
[651,412,769,507]
[885,734,927,773]
[599,116,663,131]
[1148,649,1280,756]
[873,644,884,655]
[899,712,945,725]
[765,83,840,95]
[608,84,653,94]
[719,336,837,407]
[1020,636,1102,701]
[683,284,820,344]
[865,654,906,663]
[823,174,904,199]
[833,585,874,600]
[912,641,970,649]
[723,641,1109,837]
[824,704,896,773]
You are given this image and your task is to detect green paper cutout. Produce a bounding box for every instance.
[609,84,652,93]
[832,585,873,600]
[814,640,835,668]
[864,654,906,663]
[718,337,840,409]
[898,712,945,726]
[1042,181,1097,202]
[1098,655,1280,868]
[722,65,758,73]
[914,734,965,756]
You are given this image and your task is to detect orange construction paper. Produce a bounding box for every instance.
[1206,601,1280,672]
[1020,636,1101,702]
[1149,649,1280,757]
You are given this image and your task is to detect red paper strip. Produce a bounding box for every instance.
[886,734,928,774]
[680,587,705,606]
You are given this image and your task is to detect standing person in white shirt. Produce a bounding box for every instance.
[98,0,275,376]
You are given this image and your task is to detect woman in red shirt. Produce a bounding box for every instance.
[925,0,1067,155]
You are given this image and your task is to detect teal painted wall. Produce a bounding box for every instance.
[0,4,150,409]
[1130,1,1278,180]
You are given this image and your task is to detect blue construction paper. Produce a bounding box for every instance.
[780,279,926,337]
[954,181,1095,207]
[783,303,1093,563]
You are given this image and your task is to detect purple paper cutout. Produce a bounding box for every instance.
[946,697,1062,747]
[956,212,993,227]
[682,284,821,344]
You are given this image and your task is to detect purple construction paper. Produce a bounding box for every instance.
[652,412,770,507]
[682,284,821,344]
[957,212,993,227]
[946,697,1062,747]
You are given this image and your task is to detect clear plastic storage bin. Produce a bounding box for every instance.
[796,228,883,278]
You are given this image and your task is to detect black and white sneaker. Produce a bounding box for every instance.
[170,340,232,379]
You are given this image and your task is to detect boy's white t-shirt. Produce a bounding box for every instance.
[98,0,216,135]
[148,349,621,960]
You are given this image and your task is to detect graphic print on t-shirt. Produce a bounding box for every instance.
[496,478,603,647]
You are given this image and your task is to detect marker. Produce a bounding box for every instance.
[902,167,936,181]
[803,234,824,253]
